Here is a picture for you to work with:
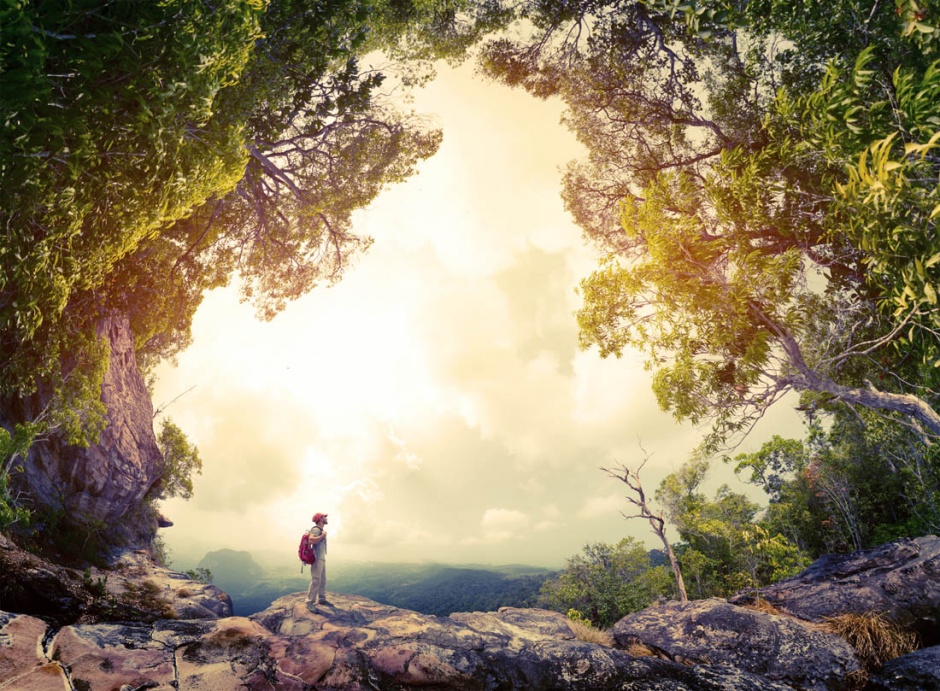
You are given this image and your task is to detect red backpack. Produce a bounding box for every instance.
[298,531,317,572]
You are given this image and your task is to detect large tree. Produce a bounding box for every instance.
[1,0,262,396]
[734,414,940,556]
[0,0,474,539]
[1,0,448,423]
[479,0,940,449]
[654,456,808,596]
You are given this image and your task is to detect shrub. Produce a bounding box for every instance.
[121,579,175,619]
[0,473,30,532]
[185,567,213,585]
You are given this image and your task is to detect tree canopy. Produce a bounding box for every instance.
[5,0,940,561]
[0,0,456,436]
[474,0,940,451]
[0,0,495,537]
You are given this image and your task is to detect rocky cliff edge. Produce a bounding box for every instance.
[2,536,940,690]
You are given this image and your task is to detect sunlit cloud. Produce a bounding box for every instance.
[577,494,626,520]
[386,425,422,471]
[152,60,796,570]
[460,508,531,544]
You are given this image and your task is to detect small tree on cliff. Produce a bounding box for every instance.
[152,419,202,503]
[539,537,674,627]
[602,449,689,603]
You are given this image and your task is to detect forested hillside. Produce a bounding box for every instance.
[330,563,552,616]
[189,549,552,616]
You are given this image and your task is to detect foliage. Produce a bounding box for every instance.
[119,579,176,620]
[185,567,214,585]
[150,535,172,569]
[153,419,202,502]
[1,0,444,410]
[0,421,38,531]
[0,470,30,533]
[655,457,809,596]
[0,329,110,530]
[734,415,940,556]
[476,0,940,449]
[82,568,109,599]
[363,0,514,85]
[815,52,940,368]
[83,574,176,623]
[538,537,675,627]
[1,0,261,395]
[31,507,112,566]
[1,0,451,557]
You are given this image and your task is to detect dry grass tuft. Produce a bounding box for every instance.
[624,641,657,657]
[822,612,919,670]
[740,596,783,616]
[568,619,615,647]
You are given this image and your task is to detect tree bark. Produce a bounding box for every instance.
[756,305,940,436]
[603,460,689,603]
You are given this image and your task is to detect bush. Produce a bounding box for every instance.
[185,567,213,585]
[0,473,30,532]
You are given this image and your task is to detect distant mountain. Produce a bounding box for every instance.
[192,549,302,615]
[190,553,556,617]
[196,549,265,602]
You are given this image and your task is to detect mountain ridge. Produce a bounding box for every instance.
[194,548,555,616]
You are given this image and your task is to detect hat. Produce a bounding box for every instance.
[312,512,328,523]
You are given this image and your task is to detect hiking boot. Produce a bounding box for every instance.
[305,602,318,612]
[317,599,332,606]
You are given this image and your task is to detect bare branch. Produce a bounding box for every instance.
[602,446,688,602]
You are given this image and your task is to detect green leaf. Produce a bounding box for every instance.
[925,282,937,305]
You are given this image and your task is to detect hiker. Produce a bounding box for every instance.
[305,512,330,610]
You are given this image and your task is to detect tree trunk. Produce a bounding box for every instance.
[658,519,689,603]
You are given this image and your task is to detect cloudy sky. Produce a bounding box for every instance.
[151,60,803,570]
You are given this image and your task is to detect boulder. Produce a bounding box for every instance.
[865,645,940,690]
[0,535,231,626]
[1,312,164,550]
[101,549,234,620]
[0,534,92,626]
[731,535,940,646]
[0,593,797,690]
[610,597,861,691]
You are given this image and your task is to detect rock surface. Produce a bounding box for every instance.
[731,535,940,646]
[865,645,940,690]
[1,312,163,549]
[0,593,796,690]
[611,597,861,691]
[0,535,231,626]
[6,535,940,691]
[3,537,939,689]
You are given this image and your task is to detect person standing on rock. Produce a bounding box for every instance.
[305,512,330,611]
